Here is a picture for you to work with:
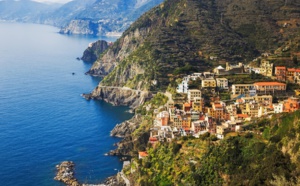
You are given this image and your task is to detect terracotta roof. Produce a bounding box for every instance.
[214,104,223,108]
[199,115,205,120]
[237,99,244,103]
[254,82,286,86]
[287,68,296,72]
[139,151,148,157]
[275,66,286,69]
[237,114,248,118]
[149,137,158,141]
[184,102,191,107]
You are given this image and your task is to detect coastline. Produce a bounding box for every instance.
[55,94,142,186]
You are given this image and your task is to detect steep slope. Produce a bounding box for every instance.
[81,40,109,62]
[120,110,300,186]
[88,0,300,93]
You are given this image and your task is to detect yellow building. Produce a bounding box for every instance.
[232,84,255,96]
[201,79,216,88]
[260,60,273,77]
[192,97,204,112]
[187,89,201,102]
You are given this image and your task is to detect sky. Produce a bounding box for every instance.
[32,0,73,4]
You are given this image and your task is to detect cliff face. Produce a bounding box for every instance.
[87,86,152,108]
[81,40,109,62]
[87,27,150,76]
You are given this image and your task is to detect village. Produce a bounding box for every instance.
[139,54,300,159]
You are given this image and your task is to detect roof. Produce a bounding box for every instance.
[237,114,248,118]
[184,102,191,107]
[214,104,223,108]
[275,66,286,69]
[216,65,224,70]
[149,137,158,142]
[254,82,286,86]
[138,151,148,157]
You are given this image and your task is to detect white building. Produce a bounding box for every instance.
[216,78,228,89]
[273,103,284,113]
[177,80,189,93]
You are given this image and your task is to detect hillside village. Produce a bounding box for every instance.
[138,53,300,158]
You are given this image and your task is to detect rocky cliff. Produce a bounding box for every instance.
[87,27,150,77]
[84,86,152,109]
[81,40,109,62]
[111,114,143,138]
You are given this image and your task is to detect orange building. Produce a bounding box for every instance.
[183,102,192,112]
[208,102,227,121]
[253,82,286,95]
[283,97,300,113]
[275,66,286,81]
[182,116,191,131]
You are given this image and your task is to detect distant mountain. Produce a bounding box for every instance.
[0,0,60,23]
[56,0,164,36]
[0,0,163,36]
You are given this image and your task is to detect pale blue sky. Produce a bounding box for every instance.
[32,0,73,4]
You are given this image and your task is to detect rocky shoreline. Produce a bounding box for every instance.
[82,86,152,109]
[54,161,80,186]
[54,161,126,186]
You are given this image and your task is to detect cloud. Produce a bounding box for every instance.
[32,0,73,4]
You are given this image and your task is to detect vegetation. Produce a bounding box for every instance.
[126,110,300,185]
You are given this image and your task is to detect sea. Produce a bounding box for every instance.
[0,22,133,186]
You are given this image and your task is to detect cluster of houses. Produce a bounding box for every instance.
[149,61,300,145]
[138,59,300,158]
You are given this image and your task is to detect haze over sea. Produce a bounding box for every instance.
[0,22,132,186]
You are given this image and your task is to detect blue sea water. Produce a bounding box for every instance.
[0,23,132,186]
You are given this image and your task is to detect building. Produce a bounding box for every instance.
[216,78,228,90]
[213,66,225,75]
[182,116,191,131]
[208,102,226,121]
[253,82,286,95]
[273,103,284,113]
[192,97,204,112]
[232,84,256,96]
[226,62,245,74]
[260,60,273,77]
[287,68,300,84]
[216,125,230,139]
[177,80,189,93]
[154,111,170,126]
[187,89,202,102]
[173,115,183,129]
[191,120,208,134]
[283,97,300,113]
[202,79,216,88]
[275,66,286,81]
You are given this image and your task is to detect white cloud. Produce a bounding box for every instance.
[32,0,73,4]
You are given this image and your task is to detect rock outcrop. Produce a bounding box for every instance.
[81,40,109,63]
[54,161,80,186]
[111,114,143,138]
[84,86,152,109]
